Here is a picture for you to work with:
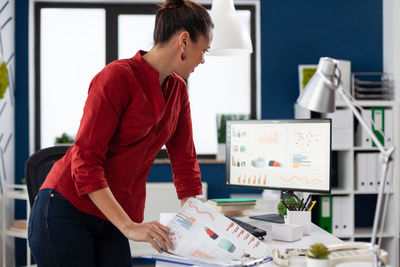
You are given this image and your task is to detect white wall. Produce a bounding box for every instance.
[0,0,15,266]
[383,1,400,266]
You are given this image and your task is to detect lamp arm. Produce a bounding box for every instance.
[378,173,391,249]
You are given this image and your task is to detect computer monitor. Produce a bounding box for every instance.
[226,119,331,223]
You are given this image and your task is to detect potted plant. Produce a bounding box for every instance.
[306,243,331,267]
[55,132,75,145]
[277,196,301,217]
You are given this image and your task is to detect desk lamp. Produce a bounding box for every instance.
[209,0,253,55]
[297,57,395,267]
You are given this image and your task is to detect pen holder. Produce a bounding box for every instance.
[285,210,311,235]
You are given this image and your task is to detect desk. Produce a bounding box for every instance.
[156,213,343,267]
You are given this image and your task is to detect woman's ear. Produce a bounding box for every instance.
[178,31,190,50]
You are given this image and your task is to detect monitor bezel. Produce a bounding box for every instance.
[225,118,332,194]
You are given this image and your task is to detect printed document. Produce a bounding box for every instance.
[148,198,270,265]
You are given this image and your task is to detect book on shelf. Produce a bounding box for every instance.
[8,220,28,232]
[12,220,27,229]
[218,210,250,217]
[206,203,256,213]
[206,199,256,217]
[206,198,257,206]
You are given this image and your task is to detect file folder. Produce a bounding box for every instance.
[325,109,352,149]
[367,153,377,192]
[332,196,341,236]
[384,109,393,147]
[340,196,353,236]
[355,107,392,148]
[332,196,353,237]
[314,195,332,233]
[355,109,372,147]
[371,107,385,147]
[374,153,394,193]
[356,153,368,192]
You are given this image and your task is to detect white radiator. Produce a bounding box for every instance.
[130,182,207,257]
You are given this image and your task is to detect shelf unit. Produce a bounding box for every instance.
[295,100,399,266]
[1,184,31,267]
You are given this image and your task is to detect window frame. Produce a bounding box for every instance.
[34,1,259,156]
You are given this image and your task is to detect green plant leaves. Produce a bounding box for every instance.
[0,61,9,99]
[306,243,330,259]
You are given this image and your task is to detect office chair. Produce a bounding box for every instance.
[25,145,70,207]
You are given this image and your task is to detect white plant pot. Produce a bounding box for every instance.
[306,257,330,267]
[217,144,226,161]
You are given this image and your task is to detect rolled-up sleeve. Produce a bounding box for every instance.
[166,88,202,199]
[71,64,131,196]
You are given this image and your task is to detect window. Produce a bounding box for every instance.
[39,7,106,149]
[35,2,259,157]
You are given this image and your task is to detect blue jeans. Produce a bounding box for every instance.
[28,189,132,267]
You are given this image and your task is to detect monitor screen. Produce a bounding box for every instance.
[226,119,331,194]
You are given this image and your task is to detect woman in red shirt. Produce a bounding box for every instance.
[28,0,213,266]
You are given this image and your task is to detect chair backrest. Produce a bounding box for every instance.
[25,145,70,207]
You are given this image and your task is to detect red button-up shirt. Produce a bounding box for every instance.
[42,51,202,222]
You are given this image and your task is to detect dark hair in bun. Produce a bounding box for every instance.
[163,0,185,8]
[154,0,214,44]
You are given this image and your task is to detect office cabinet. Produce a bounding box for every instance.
[1,184,31,267]
[295,100,399,266]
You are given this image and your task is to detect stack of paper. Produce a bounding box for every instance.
[206,198,256,216]
[353,73,393,100]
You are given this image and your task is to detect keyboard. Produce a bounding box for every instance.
[225,216,267,238]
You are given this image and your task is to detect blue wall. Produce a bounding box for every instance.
[14,0,382,265]
[261,0,382,119]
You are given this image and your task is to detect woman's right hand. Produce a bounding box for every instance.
[86,188,174,253]
[121,221,174,253]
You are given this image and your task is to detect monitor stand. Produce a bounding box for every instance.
[249,190,295,224]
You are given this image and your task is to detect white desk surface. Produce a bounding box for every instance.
[156,212,343,267]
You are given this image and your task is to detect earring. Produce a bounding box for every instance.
[181,52,186,61]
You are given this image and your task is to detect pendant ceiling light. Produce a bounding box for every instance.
[209,0,253,55]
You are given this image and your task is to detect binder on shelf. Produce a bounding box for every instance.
[385,162,394,193]
[374,153,394,193]
[314,195,332,233]
[324,109,352,149]
[340,196,353,236]
[357,152,393,193]
[332,196,341,236]
[367,153,377,192]
[371,107,385,147]
[383,109,393,147]
[332,196,353,237]
[355,153,368,192]
[355,109,372,148]
[355,107,393,148]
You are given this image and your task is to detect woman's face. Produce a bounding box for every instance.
[178,30,213,79]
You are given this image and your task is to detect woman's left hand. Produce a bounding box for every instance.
[180,197,191,207]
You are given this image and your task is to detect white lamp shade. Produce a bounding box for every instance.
[297,57,339,113]
[209,0,253,55]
